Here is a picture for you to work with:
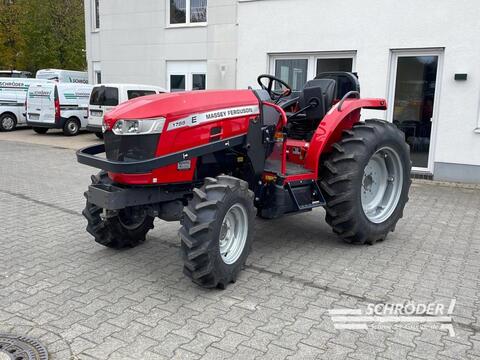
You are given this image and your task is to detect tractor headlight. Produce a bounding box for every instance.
[111,117,166,136]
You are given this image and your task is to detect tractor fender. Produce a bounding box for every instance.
[304,98,387,174]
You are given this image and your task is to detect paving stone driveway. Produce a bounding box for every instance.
[1,140,480,360]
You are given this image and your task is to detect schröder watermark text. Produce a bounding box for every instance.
[329,299,456,336]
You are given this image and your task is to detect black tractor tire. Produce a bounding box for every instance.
[179,175,255,289]
[320,119,411,245]
[82,171,154,249]
[94,132,103,139]
[33,127,48,134]
[63,117,81,136]
[0,113,17,132]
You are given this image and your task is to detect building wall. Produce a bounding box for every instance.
[84,0,101,84]
[85,0,480,182]
[84,0,238,89]
[237,0,480,181]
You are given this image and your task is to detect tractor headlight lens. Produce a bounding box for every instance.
[111,117,166,136]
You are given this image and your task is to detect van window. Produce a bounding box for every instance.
[127,90,157,100]
[90,86,119,106]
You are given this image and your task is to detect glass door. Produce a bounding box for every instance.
[388,50,443,172]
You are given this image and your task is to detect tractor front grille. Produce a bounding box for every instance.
[104,131,160,163]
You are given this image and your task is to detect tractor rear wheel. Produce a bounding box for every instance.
[320,119,411,245]
[179,175,255,289]
[82,171,154,249]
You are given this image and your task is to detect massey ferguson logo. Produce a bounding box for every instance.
[167,105,260,131]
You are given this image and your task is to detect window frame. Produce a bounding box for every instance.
[269,51,357,87]
[91,0,100,32]
[166,0,208,28]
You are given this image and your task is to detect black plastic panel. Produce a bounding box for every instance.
[104,132,160,162]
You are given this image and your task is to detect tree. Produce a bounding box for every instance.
[0,0,86,73]
[0,0,23,69]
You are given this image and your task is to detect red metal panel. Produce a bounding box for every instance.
[105,90,260,185]
[303,98,387,175]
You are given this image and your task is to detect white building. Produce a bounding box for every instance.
[84,0,480,183]
[84,0,237,89]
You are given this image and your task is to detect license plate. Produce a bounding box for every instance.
[90,110,103,117]
[29,113,39,120]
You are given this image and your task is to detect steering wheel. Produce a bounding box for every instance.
[257,74,292,101]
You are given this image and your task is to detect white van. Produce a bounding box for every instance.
[0,70,32,78]
[26,82,93,136]
[0,77,52,131]
[87,84,167,137]
[36,69,88,84]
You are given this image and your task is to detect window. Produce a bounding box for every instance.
[95,71,101,84]
[169,0,207,26]
[170,75,186,92]
[316,58,353,76]
[270,52,356,91]
[192,74,206,90]
[167,61,207,91]
[127,90,157,100]
[93,62,101,84]
[90,87,119,106]
[93,0,100,30]
[274,59,308,92]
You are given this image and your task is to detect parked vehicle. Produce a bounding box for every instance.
[26,82,93,136]
[0,77,52,131]
[87,84,166,138]
[36,69,88,84]
[77,72,412,289]
[0,70,32,78]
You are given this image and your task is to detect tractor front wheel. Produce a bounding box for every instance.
[320,119,411,245]
[179,175,255,289]
[82,171,154,249]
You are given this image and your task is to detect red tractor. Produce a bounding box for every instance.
[78,72,411,289]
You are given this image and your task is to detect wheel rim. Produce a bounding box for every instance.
[219,203,248,265]
[68,121,78,133]
[2,116,14,130]
[361,146,403,224]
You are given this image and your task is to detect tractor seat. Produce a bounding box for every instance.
[288,79,336,123]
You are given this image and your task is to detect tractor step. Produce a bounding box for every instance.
[286,180,325,211]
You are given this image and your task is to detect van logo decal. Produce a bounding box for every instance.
[29,90,52,100]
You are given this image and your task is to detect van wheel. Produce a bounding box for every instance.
[63,117,80,136]
[33,127,48,134]
[95,132,103,139]
[0,113,17,132]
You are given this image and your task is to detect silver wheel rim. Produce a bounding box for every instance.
[361,146,403,224]
[2,116,14,130]
[68,121,78,133]
[219,203,248,265]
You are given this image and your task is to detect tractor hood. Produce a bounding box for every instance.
[103,90,260,130]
